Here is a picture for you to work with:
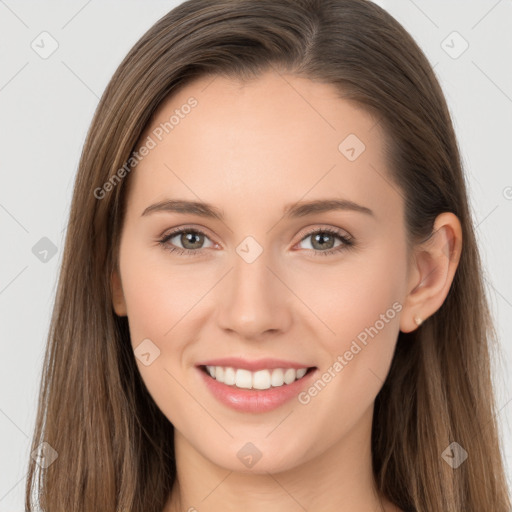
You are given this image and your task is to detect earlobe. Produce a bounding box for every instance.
[400,212,462,333]
[111,267,128,317]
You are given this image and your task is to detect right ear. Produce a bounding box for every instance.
[111,267,127,316]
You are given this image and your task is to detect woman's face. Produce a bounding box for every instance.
[112,70,414,473]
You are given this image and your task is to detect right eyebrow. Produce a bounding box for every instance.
[141,199,224,220]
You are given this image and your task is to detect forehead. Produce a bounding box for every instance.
[126,71,397,222]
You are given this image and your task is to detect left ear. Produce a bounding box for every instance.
[400,212,463,333]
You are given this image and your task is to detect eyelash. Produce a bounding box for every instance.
[158,226,354,257]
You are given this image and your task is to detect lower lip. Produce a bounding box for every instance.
[197,366,317,413]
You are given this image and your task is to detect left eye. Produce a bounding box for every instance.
[297,229,349,251]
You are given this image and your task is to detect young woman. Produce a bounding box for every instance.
[25,0,511,511]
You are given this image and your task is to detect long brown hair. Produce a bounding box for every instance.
[25,0,511,510]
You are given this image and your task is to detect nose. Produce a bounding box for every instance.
[215,247,292,340]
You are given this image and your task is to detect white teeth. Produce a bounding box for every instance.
[215,366,224,381]
[224,367,236,386]
[271,368,284,387]
[204,365,310,390]
[283,368,296,384]
[235,369,253,389]
[296,368,307,379]
[253,369,271,390]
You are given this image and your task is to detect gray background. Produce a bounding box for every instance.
[1,0,511,509]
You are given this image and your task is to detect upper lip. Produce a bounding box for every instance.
[196,357,315,372]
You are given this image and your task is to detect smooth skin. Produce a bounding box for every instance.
[111,70,462,512]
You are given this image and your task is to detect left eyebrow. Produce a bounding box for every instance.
[140,198,374,220]
[282,198,374,218]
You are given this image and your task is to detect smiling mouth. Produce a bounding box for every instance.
[199,365,316,391]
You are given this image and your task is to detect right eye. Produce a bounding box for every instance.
[159,227,215,255]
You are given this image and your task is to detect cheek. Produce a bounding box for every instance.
[117,239,219,408]
[117,244,206,424]
[118,239,209,346]
[120,270,174,346]
[306,242,406,396]
[305,242,405,338]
